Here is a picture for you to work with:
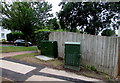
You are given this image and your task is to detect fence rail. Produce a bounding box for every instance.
[49,32,120,77]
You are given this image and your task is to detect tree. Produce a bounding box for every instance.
[47,18,59,30]
[58,2,120,35]
[101,29,115,36]
[1,1,52,46]
[31,2,53,30]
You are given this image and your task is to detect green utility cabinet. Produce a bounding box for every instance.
[39,40,58,58]
[64,42,81,71]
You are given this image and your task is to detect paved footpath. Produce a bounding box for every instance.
[0,51,37,58]
[0,57,105,83]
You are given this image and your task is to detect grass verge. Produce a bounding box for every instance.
[11,53,64,69]
[1,46,38,53]
[10,52,117,82]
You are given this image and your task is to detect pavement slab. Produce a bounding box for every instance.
[26,75,67,81]
[35,55,54,61]
[39,67,101,82]
[0,51,37,58]
[0,60,36,74]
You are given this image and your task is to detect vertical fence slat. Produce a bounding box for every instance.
[101,36,105,73]
[49,32,119,77]
[116,37,120,75]
[114,38,119,77]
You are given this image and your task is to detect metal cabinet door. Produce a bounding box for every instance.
[65,44,80,71]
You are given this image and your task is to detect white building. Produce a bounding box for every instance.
[0,14,11,41]
[0,26,11,41]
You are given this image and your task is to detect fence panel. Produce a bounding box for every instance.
[49,32,119,77]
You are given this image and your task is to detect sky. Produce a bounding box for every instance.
[45,0,62,17]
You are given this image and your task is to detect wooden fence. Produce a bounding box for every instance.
[49,32,120,77]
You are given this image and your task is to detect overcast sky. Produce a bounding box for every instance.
[45,0,62,17]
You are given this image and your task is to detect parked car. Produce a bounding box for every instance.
[14,39,32,46]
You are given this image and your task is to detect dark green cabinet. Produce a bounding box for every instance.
[64,42,81,71]
[38,40,58,58]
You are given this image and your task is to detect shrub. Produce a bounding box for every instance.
[7,32,24,41]
[35,31,50,46]
[2,39,6,42]
[35,29,64,48]
[7,33,13,41]
[81,64,97,71]
[101,29,115,36]
[35,29,64,42]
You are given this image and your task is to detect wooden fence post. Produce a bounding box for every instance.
[118,37,120,76]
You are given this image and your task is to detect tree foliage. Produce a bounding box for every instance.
[58,2,120,35]
[1,1,52,45]
[101,29,115,36]
[2,2,34,35]
[47,18,59,30]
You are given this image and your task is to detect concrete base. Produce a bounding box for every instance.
[35,55,54,61]
[26,75,67,81]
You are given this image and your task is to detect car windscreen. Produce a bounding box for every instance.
[15,40,25,42]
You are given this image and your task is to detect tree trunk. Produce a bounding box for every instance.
[25,36,28,47]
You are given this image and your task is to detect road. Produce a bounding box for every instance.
[0,57,105,83]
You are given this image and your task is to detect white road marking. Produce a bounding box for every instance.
[0,60,36,74]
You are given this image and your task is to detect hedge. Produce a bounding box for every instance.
[7,32,24,41]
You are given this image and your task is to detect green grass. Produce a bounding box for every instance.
[0,46,2,53]
[11,53,36,58]
[11,53,64,69]
[1,46,38,53]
